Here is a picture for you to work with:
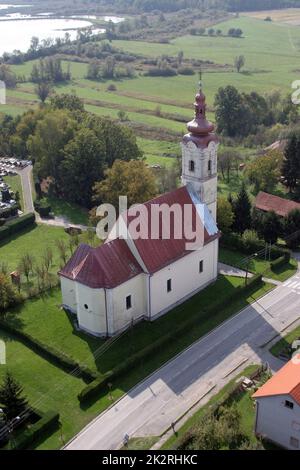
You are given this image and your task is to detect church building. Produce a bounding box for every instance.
[59,86,220,337]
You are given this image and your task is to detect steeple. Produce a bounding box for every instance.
[181,75,219,222]
[183,71,218,148]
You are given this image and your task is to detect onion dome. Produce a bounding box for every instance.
[183,84,219,148]
[187,90,215,135]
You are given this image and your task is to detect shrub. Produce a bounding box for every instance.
[0,213,35,241]
[34,199,51,218]
[107,84,117,91]
[14,409,59,450]
[270,253,291,270]
[178,67,195,76]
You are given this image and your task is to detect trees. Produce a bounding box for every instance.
[281,134,300,193]
[18,253,35,283]
[234,55,245,73]
[246,151,282,194]
[35,81,52,104]
[0,372,28,422]
[50,93,84,112]
[232,184,252,235]
[217,197,234,233]
[214,86,247,137]
[30,58,71,84]
[27,110,77,187]
[93,160,157,210]
[0,274,20,312]
[60,128,106,207]
[261,211,282,244]
[283,209,300,248]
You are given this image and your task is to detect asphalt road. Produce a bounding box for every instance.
[65,271,300,451]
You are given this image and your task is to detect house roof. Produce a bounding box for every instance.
[118,184,219,274]
[253,358,300,405]
[59,239,143,289]
[255,191,300,218]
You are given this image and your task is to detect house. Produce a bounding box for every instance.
[59,87,220,337]
[253,358,300,449]
[255,191,300,218]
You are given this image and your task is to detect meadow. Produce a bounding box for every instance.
[2,15,299,173]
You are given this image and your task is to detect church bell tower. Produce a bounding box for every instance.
[181,77,219,221]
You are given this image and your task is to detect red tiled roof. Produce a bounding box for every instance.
[120,186,219,274]
[255,191,300,218]
[253,358,300,405]
[59,239,143,289]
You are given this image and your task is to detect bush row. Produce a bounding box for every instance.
[220,232,290,260]
[14,409,59,450]
[271,253,291,270]
[0,319,97,383]
[78,275,263,404]
[0,213,36,241]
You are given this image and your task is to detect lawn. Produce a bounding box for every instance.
[45,196,89,226]
[3,174,24,211]
[0,328,112,451]
[3,275,274,377]
[0,225,71,276]
[219,247,298,282]
[270,325,300,357]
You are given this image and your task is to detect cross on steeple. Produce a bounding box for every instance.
[199,68,203,92]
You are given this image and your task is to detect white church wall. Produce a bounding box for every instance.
[150,239,218,319]
[76,282,107,336]
[108,273,148,335]
[60,276,77,313]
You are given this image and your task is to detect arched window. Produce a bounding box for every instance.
[208,160,212,172]
[189,160,195,172]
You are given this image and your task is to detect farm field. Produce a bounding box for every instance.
[243,8,300,26]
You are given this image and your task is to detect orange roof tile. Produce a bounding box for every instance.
[253,357,300,405]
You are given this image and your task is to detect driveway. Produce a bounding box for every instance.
[65,271,300,451]
[17,165,34,213]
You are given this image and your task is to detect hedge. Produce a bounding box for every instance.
[220,233,290,260]
[0,213,36,241]
[13,409,59,450]
[271,252,291,270]
[78,274,264,404]
[0,319,97,383]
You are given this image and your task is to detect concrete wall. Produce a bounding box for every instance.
[61,276,77,313]
[75,282,107,337]
[255,395,300,450]
[150,238,218,319]
[107,273,148,336]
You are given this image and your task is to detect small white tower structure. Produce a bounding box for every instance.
[181,77,219,221]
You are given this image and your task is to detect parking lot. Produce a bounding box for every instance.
[0,157,31,216]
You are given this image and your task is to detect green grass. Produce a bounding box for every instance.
[0,224,70,276]
[145,154,175,167]
[0,328,112,451]
[219,247,298,282]
[270,325,300,357]
[3,175,24,211]
[162,364,259,449]
[3,276,273,377]
[0,250,273,450]
[45,196,89,226]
